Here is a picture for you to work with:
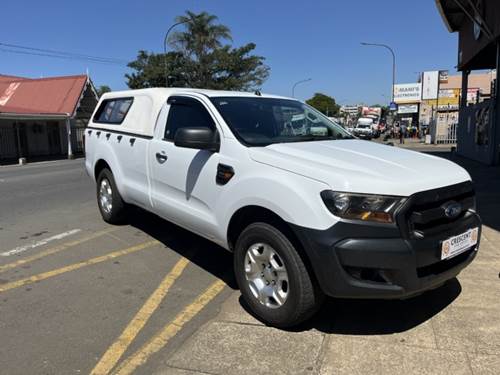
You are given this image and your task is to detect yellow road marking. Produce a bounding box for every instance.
[0,240,159,293]
[0,228,116,273]
[90,257,190,375]
[113,280,226,375]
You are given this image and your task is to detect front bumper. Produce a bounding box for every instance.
[290,212,481,299]
[354,132,372,138]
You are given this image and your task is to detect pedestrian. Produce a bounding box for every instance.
[400,123,407,144]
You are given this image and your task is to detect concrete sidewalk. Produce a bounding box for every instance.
[155,153,500,375]
[376,136,455,152]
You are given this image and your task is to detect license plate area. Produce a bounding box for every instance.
[441,227,478,260]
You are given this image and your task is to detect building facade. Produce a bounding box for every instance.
[437,0,500,165]
[0,74,98,163]
[393,70,494,143]
[419,71,494,143]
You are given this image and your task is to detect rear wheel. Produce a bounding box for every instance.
[234,222,323,327]
[96,168,127,224]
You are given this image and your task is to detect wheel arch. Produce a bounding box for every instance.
[227,205,320,290]
[94,159,111,180]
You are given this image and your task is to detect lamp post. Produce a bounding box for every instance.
[361,42,396,103]
[164,19,191,87]
[292,78,312,98]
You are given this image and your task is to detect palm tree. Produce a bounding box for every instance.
[168,11,232,62]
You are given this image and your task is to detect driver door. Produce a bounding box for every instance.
[149,96,221,240]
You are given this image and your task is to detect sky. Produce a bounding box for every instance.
[0,0,459,105]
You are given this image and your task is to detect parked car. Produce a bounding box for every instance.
[85,88,481,327]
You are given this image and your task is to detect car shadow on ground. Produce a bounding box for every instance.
[127,207,238,290]
[238,278,461,334]
[128,206,462,335]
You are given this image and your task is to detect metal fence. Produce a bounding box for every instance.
[435,122,458,144]
[71,127,86,154]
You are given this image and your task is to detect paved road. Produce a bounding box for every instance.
[0,159,233,375]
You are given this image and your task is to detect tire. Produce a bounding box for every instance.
[234,222,323,327]
[96,168,127,224]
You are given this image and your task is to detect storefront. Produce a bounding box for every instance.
[397,104,419,128]
[393,83,421,132]
[437,0,500,165]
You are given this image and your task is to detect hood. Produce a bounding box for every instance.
[248,140,471,196]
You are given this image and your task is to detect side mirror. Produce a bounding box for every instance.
[174,127,219,152]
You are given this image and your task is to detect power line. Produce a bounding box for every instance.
[0,42,129,65]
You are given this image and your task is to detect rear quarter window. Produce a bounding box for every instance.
[93,97,133,124]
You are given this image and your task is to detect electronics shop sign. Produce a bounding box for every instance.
[393,83,422,103]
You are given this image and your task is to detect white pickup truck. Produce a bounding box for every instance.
[85,88,481,327]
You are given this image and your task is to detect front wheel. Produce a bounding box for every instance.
[234,222,323,327]
[96,168,127,224]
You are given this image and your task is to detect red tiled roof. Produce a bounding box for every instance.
[0,74,30,82]
[0,74,88,116]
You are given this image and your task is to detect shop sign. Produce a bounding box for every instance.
[438,104,459,111]
[437,88,460,110]
[393,83,422,103]
[439,70,449,83]
[467,88,479,102]
[397,104,418,114]
[422,71,440,100]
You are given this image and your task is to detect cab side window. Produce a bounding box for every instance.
[164,97,216,140]
[93,98,133,124]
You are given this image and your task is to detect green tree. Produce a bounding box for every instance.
[306,93,340,116]
[126,50,191,88]
[126,11,269,90]
[96,85,111,97]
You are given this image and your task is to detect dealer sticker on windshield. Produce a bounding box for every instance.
[441,227,479,260]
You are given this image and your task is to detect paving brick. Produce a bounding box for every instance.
[168,321,324,375]
[329,318,437,349]
[453,276,500,310]
[216,292,264,326]
[469,353,500,375]
[432,306,500,355]
[318,336,472,375]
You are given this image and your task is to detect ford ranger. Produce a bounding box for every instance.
[85,88,481,327]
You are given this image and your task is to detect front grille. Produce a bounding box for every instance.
[397,182,476,239]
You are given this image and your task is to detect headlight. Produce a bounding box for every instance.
[320,191,404,224]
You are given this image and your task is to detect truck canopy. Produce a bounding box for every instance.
[90,88,289,137]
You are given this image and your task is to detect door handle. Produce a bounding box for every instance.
[155,152,168,163]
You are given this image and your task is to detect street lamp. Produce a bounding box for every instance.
[361,42,396,103]
[292,78,312,98]
[164,19,192,87]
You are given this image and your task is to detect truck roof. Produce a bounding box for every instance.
[101,87,289,100]
[91,88,292,137]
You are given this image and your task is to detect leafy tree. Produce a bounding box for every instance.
[126,50,191,88]
[126,11,269,90]
[306,93,340,116]
[96,85,111,97]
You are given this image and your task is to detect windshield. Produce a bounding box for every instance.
[211,97,353,146]
[357,124,371,129]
